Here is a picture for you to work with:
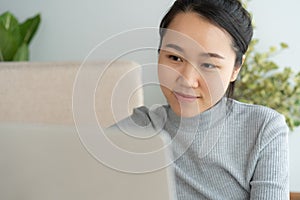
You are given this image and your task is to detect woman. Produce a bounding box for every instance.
[119,0,289,199]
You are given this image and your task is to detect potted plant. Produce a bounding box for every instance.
[234,39,300,130]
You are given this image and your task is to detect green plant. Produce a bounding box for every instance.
[234,39,300,130]
[0,11,41,61]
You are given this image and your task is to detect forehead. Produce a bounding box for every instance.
[163,12,235,58]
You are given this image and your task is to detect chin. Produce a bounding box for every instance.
[171,102,203,117]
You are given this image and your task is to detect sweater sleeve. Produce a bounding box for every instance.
[250,114,289,200]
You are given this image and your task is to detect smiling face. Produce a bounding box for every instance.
[158,12,241,117]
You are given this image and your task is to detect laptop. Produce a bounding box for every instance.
[0,122,177,200]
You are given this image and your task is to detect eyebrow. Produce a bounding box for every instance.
[199,52,225,59]
[165,43,225,59]
[165,43,184,52]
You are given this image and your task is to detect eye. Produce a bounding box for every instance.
[168,55,183,62]
[200,63,217,69]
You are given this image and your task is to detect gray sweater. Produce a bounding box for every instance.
[121,98,289,199]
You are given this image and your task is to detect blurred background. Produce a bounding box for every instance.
[1,0,299,192]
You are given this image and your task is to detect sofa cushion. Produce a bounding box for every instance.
[0,61,144,128]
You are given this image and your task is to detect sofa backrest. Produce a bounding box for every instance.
[0,61,144,128]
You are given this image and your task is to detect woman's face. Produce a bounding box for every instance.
[158,12,240,117]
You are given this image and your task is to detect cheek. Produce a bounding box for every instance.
[157,61,179,90]
[201,71,230,102]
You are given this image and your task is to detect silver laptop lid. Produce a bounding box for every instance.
[0,123,177,200]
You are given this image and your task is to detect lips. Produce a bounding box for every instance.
[174,91,200,103]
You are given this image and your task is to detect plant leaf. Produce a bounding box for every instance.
[280,42,289,49]
[0,23,19,61]
[0,49,3,61]
[0,11,21,45]
[13,43,29,61]
[19,13,41,44]
[0,11,18,31]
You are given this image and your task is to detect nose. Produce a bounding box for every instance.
[178,62,200,88]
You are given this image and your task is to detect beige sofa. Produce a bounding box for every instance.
[0,61,144,127]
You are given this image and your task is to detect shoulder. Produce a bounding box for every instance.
[228,99,289,146]
[229,98,285,122]
[115,105,169,130]
[129,106,152,127]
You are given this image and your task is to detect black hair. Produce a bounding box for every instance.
[158,0,253,98]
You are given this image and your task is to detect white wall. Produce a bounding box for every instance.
[0,0,173,61]
[248,0,300,73]
[1,0,300,192]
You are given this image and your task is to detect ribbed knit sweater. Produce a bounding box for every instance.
[120,98,289,199]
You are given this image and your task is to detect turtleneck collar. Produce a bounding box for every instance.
[165,97,229,133]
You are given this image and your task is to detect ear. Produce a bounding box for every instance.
[230,55,245,82]
[230,67,241,82]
